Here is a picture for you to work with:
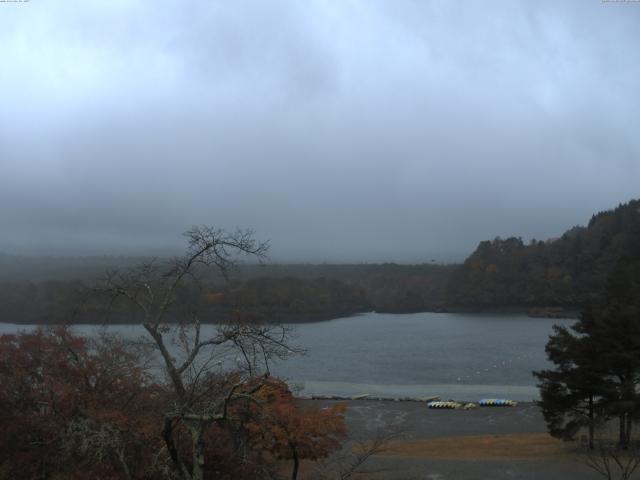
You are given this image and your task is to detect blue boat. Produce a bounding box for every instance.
[478,398,517,407]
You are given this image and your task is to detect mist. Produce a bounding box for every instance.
[1,0,638,262]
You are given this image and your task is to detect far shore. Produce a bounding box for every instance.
[0,305,579,326]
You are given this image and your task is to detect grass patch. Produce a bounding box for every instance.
[382,433,574,460]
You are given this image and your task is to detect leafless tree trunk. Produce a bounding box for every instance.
[311,430,400,480]
[584,435,640,480]
[97,226,299,480]
[290,440,300,480]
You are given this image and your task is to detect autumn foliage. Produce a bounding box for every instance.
[0,328,165,479]
[0,329,348,480]
[246,379,347,479]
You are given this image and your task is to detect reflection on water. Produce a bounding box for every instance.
[0,312,572,401]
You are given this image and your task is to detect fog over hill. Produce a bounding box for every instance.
[1,1,639,262]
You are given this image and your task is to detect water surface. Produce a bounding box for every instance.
[0,312,572,401]
[272,312,570,400]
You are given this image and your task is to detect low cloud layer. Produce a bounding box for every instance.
[1,1,638,262]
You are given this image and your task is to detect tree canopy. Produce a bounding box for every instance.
[448,199,640,312]
[534,241,640,449]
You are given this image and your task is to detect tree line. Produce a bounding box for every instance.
[447,199,640,313]
[0,263,454,324]
[1,198,638,324]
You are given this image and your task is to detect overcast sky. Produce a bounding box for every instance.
[0,1,638,262]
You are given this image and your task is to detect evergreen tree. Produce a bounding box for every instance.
[535,253,640,449]
[534,322,611,448]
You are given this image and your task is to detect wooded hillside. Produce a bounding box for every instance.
[446,199,640,312]
[2,199,639,322]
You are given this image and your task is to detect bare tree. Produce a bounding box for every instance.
[581,422,640,480]
[96,227,300,480]
[311,430,400,480]
[583,441,640,480]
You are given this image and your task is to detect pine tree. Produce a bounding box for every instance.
[534,322,611,448]
[535,254,640,449]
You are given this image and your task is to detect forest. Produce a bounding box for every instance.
[1,199,638,324]
[0,260,453,324]
[446,199,640,314]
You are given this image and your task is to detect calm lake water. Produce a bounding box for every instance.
[0,312,573,401]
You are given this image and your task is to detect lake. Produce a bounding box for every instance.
[0,312,573,401]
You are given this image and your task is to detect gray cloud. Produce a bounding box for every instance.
[0,0,639,262]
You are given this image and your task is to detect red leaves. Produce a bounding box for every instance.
[0,328,165,479]
[246,379,347,462]
[0,330,349,479]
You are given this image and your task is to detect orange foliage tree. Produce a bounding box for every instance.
[0,328,167,480]
[0,329,350,480]
[245,379,347,480]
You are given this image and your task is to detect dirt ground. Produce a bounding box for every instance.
[303,400,606,480]
[383,433,570,460]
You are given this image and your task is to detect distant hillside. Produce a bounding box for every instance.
[232,263,456,313]
[4,199,638,323]
[0,258,454,323]
[446,199,640,313]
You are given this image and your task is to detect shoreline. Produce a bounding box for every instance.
[302,399,596,479]
[0,305,578,326]
[299,393,534,405]
[292,382,540,403]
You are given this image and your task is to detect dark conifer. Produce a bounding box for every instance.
[535,253,640,449]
